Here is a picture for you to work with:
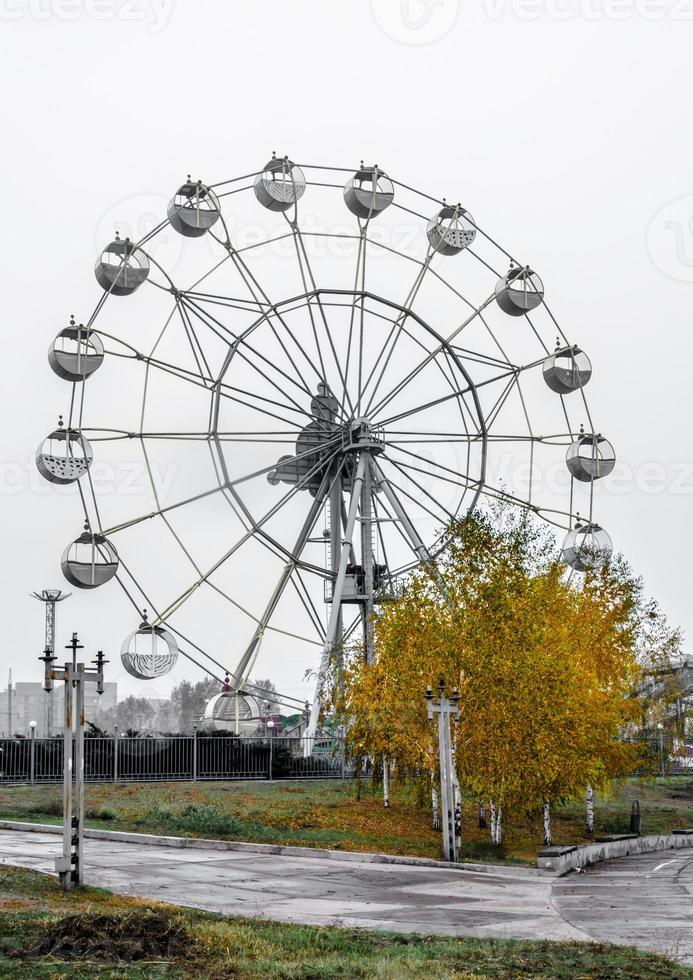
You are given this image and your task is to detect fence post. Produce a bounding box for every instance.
[192,726,198,782]
[113,726,118,784]
[30,727,36,785]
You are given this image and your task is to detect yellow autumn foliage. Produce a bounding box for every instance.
[335,509,675,819]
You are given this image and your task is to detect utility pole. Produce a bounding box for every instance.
[41,633,107,890]
[426,680,460,862]
[32,590,70,736]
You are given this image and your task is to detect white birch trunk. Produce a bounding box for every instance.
[542,800,552,846]
[431,780,440,830]
[451,725,461,853]
[382,754,390,809]
[586,785,594,835]
[495,806,503,845]
[490,801,497,844]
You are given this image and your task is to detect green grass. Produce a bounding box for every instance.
[0,776,691,865]
[0,865,690,978]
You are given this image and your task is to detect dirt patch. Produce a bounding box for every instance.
[31,910,195,963]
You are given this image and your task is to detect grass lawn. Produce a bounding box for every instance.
[1,865,691,979]
[0,776,691,865]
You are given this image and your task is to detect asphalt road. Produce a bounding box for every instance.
[1,830,692,963]
[553,849,693,964]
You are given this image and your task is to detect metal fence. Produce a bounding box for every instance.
[2,734,690,786]
[0,735,349,785]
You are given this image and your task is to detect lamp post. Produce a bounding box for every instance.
[657,722,665,778]
[29,721,37,785]
[267,718,275,780]
[426,680,459,863]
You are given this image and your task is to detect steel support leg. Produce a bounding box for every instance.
[360,457,375,665]
[305,453,368,747]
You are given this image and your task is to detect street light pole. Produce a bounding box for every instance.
[426,680,460,863]
[42,634,107,890]
[267,718,275,780]
[657,722,665,778]
[29,721,37,785]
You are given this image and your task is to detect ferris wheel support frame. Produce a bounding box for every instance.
[305,451,368,748]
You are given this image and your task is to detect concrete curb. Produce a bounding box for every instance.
[0,820,539,877]
[537,833,693,876]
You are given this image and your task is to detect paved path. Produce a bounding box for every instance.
[553,850,693,964]
[0,830,582,941]
[1,830,693,962]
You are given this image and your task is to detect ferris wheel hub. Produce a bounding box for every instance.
[343,419,385,455]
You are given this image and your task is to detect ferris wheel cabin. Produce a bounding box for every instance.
[426,205,477,255]
[254,156,306,212]
[94,236,150,296]
[168,179,221,237]
[61,528,119,590]
[343,165,394,219]
[49,318,104,382]
[36,419,92,485]
[495,266,544,316]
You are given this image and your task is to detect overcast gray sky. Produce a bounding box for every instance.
[1,0,691,709]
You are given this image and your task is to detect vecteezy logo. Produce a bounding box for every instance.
[371,0,459,45]
[646,194,693,282]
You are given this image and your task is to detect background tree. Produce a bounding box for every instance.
[249,677,279,715]
[170,676,219,732]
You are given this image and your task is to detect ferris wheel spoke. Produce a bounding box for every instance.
[284,223,331,385]
[206,577,322,647]
[377,362,518,430]
[86,429,305,443]
[366,292,497,420]
[309,292,356,420]
[231,457,346,688]
[290,571,327,642]
[384,441,483,493]
[379,454,456,525]
[181,295,317,410]
[101,430,343,538]
[483,373,522,433]
[175,299,215,384]
[179,291,268,316]
[157,442,344,623]
[340,228,368,416]
[358,298,449,420]
[181,293,310,409]
[222,242,333,395]
[360,250,436,418]
[284,220,355,415]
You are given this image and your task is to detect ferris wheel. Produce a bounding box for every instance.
[37,156,615,739]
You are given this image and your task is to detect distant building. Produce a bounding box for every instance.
[0,681,117,736]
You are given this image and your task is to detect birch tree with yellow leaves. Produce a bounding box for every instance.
[334,507,680,845]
